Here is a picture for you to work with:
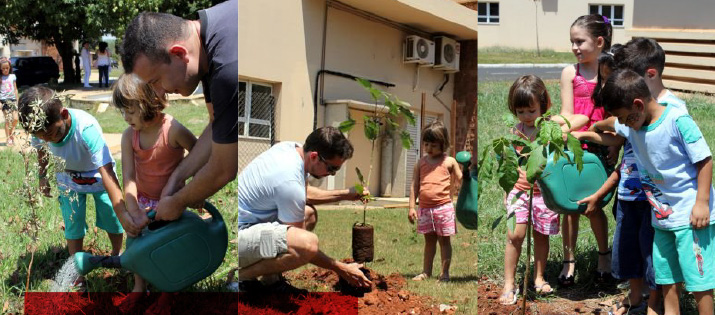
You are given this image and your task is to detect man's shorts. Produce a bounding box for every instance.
[653,224,715,292]
[238,222,289,268]
[504,188,560,235]
[417,203,457,236]
[59,190,124,239]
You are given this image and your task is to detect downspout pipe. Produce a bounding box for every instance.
[313,69,396,130]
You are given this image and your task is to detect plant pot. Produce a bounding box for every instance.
[337,267,373,296]
[352,223,374,263]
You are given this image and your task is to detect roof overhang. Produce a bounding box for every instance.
[331,0,478,40]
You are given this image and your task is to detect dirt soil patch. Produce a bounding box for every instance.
[477,277,619,315]
[239,265,445,314]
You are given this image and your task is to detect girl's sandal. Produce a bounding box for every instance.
[499,288,520,305]
[557,260,576,287]
[596,250,614,283]
[534,282,553,295]
[437,276,450,282]
[411,273,429,281]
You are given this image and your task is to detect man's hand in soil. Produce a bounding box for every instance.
[338,262,371,288]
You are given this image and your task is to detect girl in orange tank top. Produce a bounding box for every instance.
[112,74,197,295]
[408,121,462,282]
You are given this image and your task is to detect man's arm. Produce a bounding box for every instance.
[160,125,213,198]
[154,140,238,221]
[691,157,712,229]
[306,185,365,205]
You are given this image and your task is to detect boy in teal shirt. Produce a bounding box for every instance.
[18,86,147,289]
[597,69,715,315]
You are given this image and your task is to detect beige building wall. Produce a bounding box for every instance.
[240,0,477,196]
[478,0,633,52]
[633,0,715,29]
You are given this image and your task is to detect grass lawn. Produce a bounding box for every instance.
[478,47,576,64]
[477,79,715,312]
[0,121,237,313]
[93,99,210,135]
[286,207,479,313]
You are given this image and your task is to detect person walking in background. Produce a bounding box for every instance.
[81,41,92,88]
[0,58,19,146]
[96,42,111,88]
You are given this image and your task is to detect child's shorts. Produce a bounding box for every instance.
[611,200,656,290]
[137,194,159,211]
[416,203,457,236]
[59,190,124,240]
[653,224,715,292]
[504,188,559,235]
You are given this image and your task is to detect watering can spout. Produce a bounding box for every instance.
[74,252,122,276]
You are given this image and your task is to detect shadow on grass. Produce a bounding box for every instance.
[5,244,69,296]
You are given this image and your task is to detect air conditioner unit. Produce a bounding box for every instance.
[404,35,434,66]
[433,36,460,72]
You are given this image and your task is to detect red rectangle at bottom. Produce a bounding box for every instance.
[24,292,357,314]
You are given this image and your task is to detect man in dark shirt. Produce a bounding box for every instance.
[121,0,238,221]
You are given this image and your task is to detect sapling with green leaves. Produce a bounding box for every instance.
[15,95,67,292]
[477,75,583,312]
[339,78,416,225]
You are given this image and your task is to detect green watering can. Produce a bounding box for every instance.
[455,151,478,230]
[537,149,614,214]
[73,201,228,292]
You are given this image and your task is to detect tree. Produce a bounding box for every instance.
[0,0,220,84]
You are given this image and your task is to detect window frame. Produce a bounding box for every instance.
[589,4,624,28]
[477,2,500,25]
[238,80,273,140]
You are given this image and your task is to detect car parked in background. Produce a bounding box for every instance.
[10,56,60,87]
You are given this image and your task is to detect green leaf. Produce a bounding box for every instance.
[506,211,516,234]
[497,147,519,193]
[525,144,546,183]
[566,134,584,173]
[356,77,372,89]
[354,183,364,196]
[400,131,413,149]
[364,117,379,140]
[557,114,572,129]
[502,114,517,128]
[385,99,399,116]
[355,167,365,185]
[338,118,356,133]
[399,106,417,126]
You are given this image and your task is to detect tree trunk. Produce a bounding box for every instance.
[55,40,76,84]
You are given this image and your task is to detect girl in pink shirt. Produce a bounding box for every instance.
[112,74,196,295]
[408,121,462,282]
